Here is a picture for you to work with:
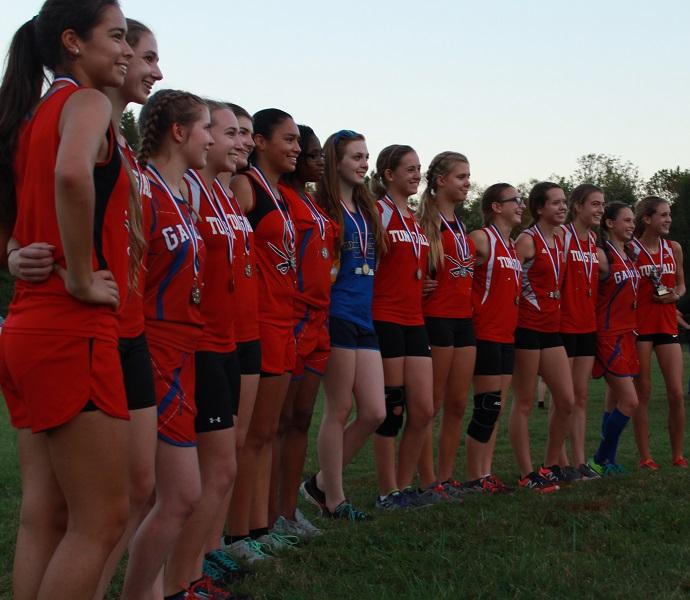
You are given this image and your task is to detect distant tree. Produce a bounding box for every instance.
[668,172,690,315]
[121,109,140,150]
[572,153,642,205]
[645,167,690,200]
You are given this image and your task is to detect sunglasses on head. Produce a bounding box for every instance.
[333,129,359,145]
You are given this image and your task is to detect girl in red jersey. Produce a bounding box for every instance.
[370,145,437,510]
[121,90,212,600]
[509,182,575,492]
[300,130,386,521]
[558,185,604,480]
[275,125,335,537]
[162,101,245,596]
[587,202,640,475]
[0,2,135,598]
[223,109,301,562]
[417,151,475,496]
[632,196,686,469]
[465,184,523,493]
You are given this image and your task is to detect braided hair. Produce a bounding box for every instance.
[137,89,206,169]
[417,151,469,271]
[370,144,415,198]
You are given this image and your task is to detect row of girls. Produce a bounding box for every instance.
[1,3,687,600]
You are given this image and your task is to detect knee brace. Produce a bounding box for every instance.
[375,386,406,437]
[467,391,501,443]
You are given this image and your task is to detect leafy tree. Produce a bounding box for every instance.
[571,153,642,205]
[121,109,140,151]
[645,167,690,199]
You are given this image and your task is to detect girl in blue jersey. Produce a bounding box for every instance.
[300,130,386,520]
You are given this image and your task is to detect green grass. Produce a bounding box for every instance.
[1,354,689,599]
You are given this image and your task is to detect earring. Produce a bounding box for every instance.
[72,48,80,56]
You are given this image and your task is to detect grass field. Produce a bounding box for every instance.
[1,354,690,599]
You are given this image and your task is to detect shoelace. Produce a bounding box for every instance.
[336,502,369,521]
[202,559,227,583]
[265,532,299,548]
[245,538,272,557]
[191,575,230,600]
[207,550,241,572]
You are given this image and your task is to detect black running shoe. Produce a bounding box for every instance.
[299,475,327,514]
[544,464,581,484]
[518,471,559,494]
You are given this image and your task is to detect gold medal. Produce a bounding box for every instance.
[321,247,329,260]
[244,264,252,278]
[362,263,370,275]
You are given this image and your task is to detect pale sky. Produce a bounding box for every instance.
[2,1,689,189]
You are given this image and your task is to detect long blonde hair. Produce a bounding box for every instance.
[417,151,469,272]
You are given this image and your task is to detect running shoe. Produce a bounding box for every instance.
[417,483,455,504]
[586,457,605,477]
[603,463,626,476]
[672,456,689,468]
[401,486,439,507]
[189,575,236,600]
[324,500,372,521]
[518,471,559,493]
[639,458,660,470]
[271,515,304,538]
[375,490,410,511]
[440,479,466,498]
[537,465,565,485]
[484,474,515,494]
[294,508,322,537]
[577,463,601,481]
[299,475,327,514]
[461,478,486,493]
[221,537,274,564]
[255,532,299,553]
[543,465,582,484]
[203,551,246,584]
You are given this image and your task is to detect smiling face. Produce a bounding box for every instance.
[255,117,300,174]
[386,151,421,197]
[645,201,672,236]
[206,108,240,175]
[437,160,471,204]
[538,187,568,226]
[337,140,369,187]
[574,191,605,229]
[66,4,133,89]
[120,31,162,105]
[495,185,524,226]
[297,135,324,184]
[235,115,254,170]
[179,105,213,170]
[607,206,635,242]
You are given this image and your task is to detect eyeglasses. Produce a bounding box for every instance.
[497,196,525,207]
[333,129,359,145]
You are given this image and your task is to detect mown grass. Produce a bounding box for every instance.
[1,352,689,599]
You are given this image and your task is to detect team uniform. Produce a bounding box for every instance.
[329,203,378,350]
[242,167,297,375]
[117,141,156,411]
[280,184,337,378]
[423,216,476,348]
[592,243,640,378]
[472,226,521,375]
[373,196,431,358]
[144,166,206,446]
[515,225,566,349]
[185,171,239,433]
[0,79,129,432]
[560,224,599,358]
[225,181,260,375]
[633,238,679,346]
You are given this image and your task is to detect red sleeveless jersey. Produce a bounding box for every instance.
[118,141,151,339]
[185,171,236,353]
[633,238,678,335]
[472,226,521,343]
[243,170,297,326]
[372,197,429,325]
[559,225,599,334]
[596,243,639,335]
[423,218,475,319]
[8,83,129,343]
[223,182,258,342]
[279,184,337,315]
[143,169,206,351]
[517,226,565,333]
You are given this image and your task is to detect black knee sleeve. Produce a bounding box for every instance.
[467,391,501,443]
[375,386,406,437]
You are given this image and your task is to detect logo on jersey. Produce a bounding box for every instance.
[162,224,192,251]
[614,269,640,285]
[268,221,297,274]
[569,249,599,264]
[389,230,430,246]
[445,254,474,278]
[637,263,675,277]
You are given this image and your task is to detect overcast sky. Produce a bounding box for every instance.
[2,0,689,189]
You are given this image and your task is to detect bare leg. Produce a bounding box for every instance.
[655,342,685,460]
[373,357,404,495]
[509,349,540,477]
[539,346,574,467]
[633,340,654,461]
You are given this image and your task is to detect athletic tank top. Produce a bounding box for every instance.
[372,197,429,325]
[472,226,521,343]
[143,168,206,351]
[517,225,565,333]
[329,204,377,330]
[118,141,151,339]
[280,184,337,316]
[242,170,297,326]
[633,237,678,335]
[596,243,639,335]
[560,224,599,334]
[8,82,129,343]
[423,218,475,319]
[185,170,236,353]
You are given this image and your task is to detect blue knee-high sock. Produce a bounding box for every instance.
[601,411,611,438]
[594,409,629,465]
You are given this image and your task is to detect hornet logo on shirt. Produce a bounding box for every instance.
[445,255,474,278]
[268,222,296,274]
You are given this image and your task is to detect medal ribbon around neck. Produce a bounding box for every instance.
[439,213,469,262]
[569,224,595,290]
[384,194,422,269]
[250,165,296,268]
[187,169,234,265]
[533,224,562,289]
[340,200,369,266]
[490,225,521,288]
[300,191,326,240]
[146,164,201,277]
[606,241,639,296]
[634,237,675,276]
[216,180,250,259]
